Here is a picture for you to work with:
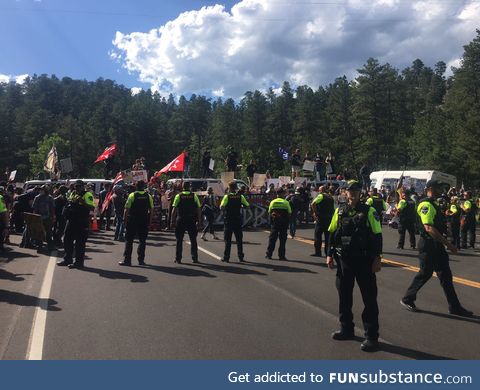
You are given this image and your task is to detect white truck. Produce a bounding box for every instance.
[369,170,457,193]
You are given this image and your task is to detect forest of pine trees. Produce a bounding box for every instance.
[1,30,479,187]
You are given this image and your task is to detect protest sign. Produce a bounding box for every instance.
[302,160,315,172]
[221,171,235,189]
[209,159,215,171]
[267,179,280,188]
[295,177,308,187]
[8,170,17,182]
[252,173,267,188]
[60,158,73,173]
[279,176,291,186]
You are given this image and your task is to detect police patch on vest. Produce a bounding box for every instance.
[373,211,380,221]
[421,206,429,215]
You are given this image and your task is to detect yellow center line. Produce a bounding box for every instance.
[262,231,480,289]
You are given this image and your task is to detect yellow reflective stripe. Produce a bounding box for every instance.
[220,195,228,208]
[328,208,339,233]
[312,194,324,205]
[241,195,250,207]
[417,201,435,225]
[367,206,382,234]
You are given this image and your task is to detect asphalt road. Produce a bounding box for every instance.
[1,224,479,360]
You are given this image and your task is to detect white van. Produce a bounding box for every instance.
[24,178,113,195]
[369,170,456,192]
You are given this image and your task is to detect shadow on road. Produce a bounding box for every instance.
[0,269,32,281]
[418,309,480,324]
[192,262,266,276]
[0,289,61,311]
[243,261,317,274]
[143,263,216,278]
[0,250,40,263]
[378,341,455,360]
[87,239,116,246]
[80,266,149,283]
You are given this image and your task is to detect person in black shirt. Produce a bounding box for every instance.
[246,160,257,187]
[201,187,218,241]
[202,150,212,178]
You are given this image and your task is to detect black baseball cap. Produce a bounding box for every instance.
[75,180,85,186]
[346,180,362,191]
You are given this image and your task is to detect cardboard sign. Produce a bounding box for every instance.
[209,159,215,171]
[252,173,267,188]
[60,158,73,173]
[23,213,46,243]
[295,177,308,187]
[279,176,291,186]
[267,179,280,189]
[8,170,17,182]
[302,160,315,172]
[211,182,225,197]
[221,171,235,189]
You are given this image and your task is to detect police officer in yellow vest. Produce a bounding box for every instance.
[57,180,95,269]
[171,181,201,264]
[446,196,461,250]
[0,191,8,254]
[119,180,153,266]
[266,187,292,260]
[461,190,477,249]
[366,187,387,221]
[310,185,335,257]
[326,180,382,352]
[220,181,250,263]
[396,189,416,250]
[400,180,473,317]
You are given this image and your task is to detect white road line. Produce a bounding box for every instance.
[26,253,57,360]
[191,242,391,346]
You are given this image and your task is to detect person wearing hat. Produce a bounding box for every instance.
[460,190,477,249]
[266,187,292,260]
[400,180,473,317]
[119,180,153,266]
[396,189,416,250]
[171,181,201,264]
[311,185,335,257]
[286,187,303,238]
[446,196,461,250]
[326,180,383,352]
[201,186,218,241]
[366,187,387,223]
[220,181,250,262]
[58,180,95,269]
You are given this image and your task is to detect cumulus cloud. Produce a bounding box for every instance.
[111,0,480,98]
[0,73,29,84]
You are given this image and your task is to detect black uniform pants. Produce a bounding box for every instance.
[267,224,288,259]
[175,219,198,262]
[223,221,244,260]
[123,220,149,263]
[202,209,215,234]
[451,222,461,249]
[461,221,476,248]
[403,237,461,309]
[336,258,379,340]
[398,221,416,248]
[63,223,88,265]
[314,222,329,256]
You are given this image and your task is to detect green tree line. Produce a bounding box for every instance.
[1,30,479,187]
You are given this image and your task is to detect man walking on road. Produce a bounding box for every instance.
[326,180,383,352]
[400,180,473,317]
[311,185,335,257]
[171,181,201,264]
[220,181,250,263]
[119,180,153,266]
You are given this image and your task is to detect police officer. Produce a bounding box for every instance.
[396,189,416,249]
[400,180,473,317]
[366,187,387,222]
[57,180,95,269]
[170,181,201,264]
[266,188,292,260]
[220,181,250,263]
[119,180,153,266]
[0,189,8,254]
[326,180,382,352]
[311,185,335,257]
[446,196,461,250]
[461,190,477,249]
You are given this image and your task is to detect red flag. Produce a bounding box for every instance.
[101,171,123,213]
[155,152,185,176]
[94,144,117,164]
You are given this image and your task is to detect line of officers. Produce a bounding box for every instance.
[19,177,475,353]
[165,179,475,353]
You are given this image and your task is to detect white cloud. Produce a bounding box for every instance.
[111,0,480,98]
[130,87,143,95]
[0,73,29,84]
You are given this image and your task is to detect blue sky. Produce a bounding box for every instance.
[1,0,479,98]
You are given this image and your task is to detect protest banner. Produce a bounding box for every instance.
[221,171,235,189]
[252,173,267,188]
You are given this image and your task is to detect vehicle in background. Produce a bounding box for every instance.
[166,178,248,193]
[369,170,456,193]
[23,179,113,195]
